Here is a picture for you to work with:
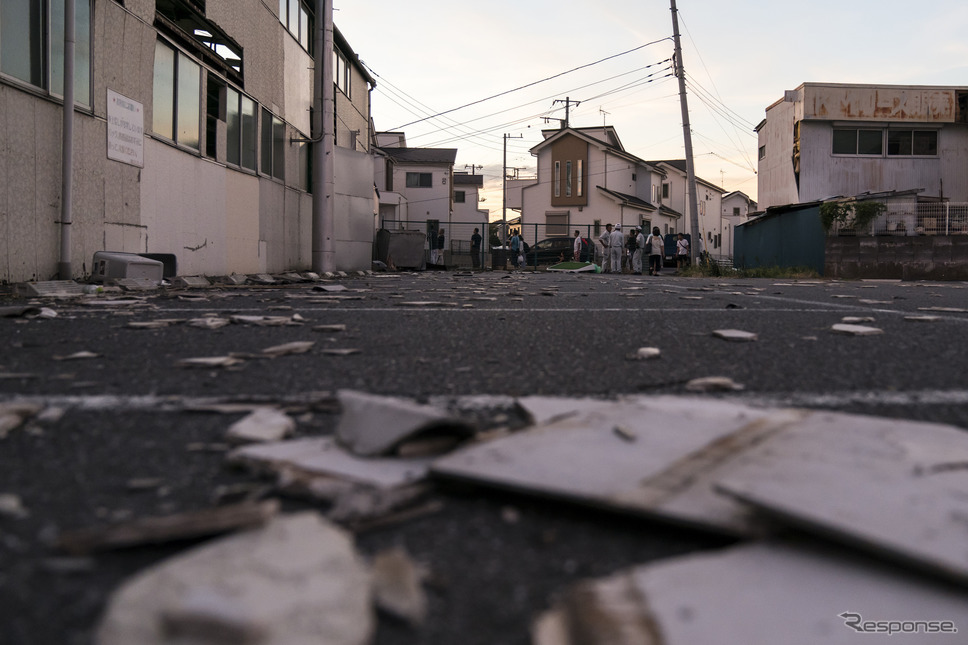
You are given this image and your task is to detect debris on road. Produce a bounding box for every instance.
[630,347,661,360]
[52,351,101,361]
[177,356,245,368]
[712,329,758,342]
[56,500,280,555]
[533,542,968,645]
[335,389,476,457]
[0,401,43,438]
[371,546,428,626]
[831,323,884,336]
[314,324,348,333]
[841,316,875,323]
[0,493,29,519]
[260,341,315,357]
[685,376,745,392]
[95,512,373,645]
[225,408,296,444]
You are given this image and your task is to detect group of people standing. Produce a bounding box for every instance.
[589,225,690,275]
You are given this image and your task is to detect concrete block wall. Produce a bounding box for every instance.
[825,236,968,280]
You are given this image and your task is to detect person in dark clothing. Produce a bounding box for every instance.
[471,228,482,269]
[436,228,445,265]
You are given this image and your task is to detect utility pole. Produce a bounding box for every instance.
[670,0,701,265]
[464,164,483,174]
[502,133,523,246]
[553,97,580,128]
[312,0,335,273]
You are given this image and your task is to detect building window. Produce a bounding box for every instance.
[758,145,766,160]
[152,40,201,150]
[652,184,657,203]
[296,139,310,191]
[334,49,350,99]
[832,129,882,155]
[554,161,561,197]
[733,207,740,217]
[662,183,670,199]
[546,211,568,236]
[1,0,92,107]
[406,172,432,188]
[577,160,583,197]
[279,0,313,51]
[455,191,466,203]
[226,87,257,170]
[888,129,938,156]
[565,161,572,197]
[261,108,285,180]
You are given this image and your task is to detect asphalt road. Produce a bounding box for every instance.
[2,270,968,644]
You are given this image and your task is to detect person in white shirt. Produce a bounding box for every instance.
[609,224,625,274]
[646,226,664,275]
[599,223,613,272]
[573,230,583,261]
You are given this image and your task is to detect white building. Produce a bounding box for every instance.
[452,172,489,227]
[756,83,968,210]
[0,0,377,283]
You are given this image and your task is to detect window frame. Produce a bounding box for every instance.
[554,161,561,197]
[887,128,938,157]
[152,39,202,151]
[278,0,313,51]
[260,107,286,181]
[0,0,93,107]
[832,128,883,156]
[405,172,432,188]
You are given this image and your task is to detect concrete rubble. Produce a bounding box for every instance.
[96,512,373,645]
[225,408,296,444]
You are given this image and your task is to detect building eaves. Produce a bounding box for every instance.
[379,147,458,165]
[334,25,376,88]
[595,186,656,210]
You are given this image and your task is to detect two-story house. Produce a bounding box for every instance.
[521,126,680,249]
[756,83,968,210]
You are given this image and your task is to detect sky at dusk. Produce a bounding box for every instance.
[335,1,968,218]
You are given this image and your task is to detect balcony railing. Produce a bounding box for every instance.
[828,203,968,236]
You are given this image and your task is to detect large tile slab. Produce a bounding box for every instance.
[715,410,968,584]
[433,396,808,535]
[534,542,968,645]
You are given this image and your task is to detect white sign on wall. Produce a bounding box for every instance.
[106,89,144,168]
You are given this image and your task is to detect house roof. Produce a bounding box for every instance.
[647,160,723,192]
[532,128,663,173]
[594,186,681,219]
[379,147,458,165]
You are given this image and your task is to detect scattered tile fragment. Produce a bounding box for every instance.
[841,316,874,324]
[314,324,347,333]
[321,348,361,356]
[187,317,231,329]
[905,315,941,322]
[95,512,374,645]
[0,402,43,439]
[336,390,476,457]
[177,356,245,368]
[261,341,315,357]
[631,347,661,360]
[533,542,968,645]
[314,284,348,292]
[918,306,968,313]
[371,547,428,626]
[0,493,29,519]
[53,351,101,361]
[230,315,296,327]
[57,500,280,555]
[685,376,745,392]
[126,321,173,330]
[831,323,883,336]
[225,408,295,444]
[712,329,758,342]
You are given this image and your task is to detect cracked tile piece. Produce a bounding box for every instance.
[336,390,475,457]
[716,411,968,585]
[831,323,883,336]
[712,329,758,342]
[261,341,315,357]
[533,542,968,645]
[685,376,745,392]
[226,408,295,444]
[371,547,428,626]
[96,512,373,645]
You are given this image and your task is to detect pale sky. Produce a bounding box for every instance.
[335,1,968,218]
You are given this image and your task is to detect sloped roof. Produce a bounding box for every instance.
[532,128,660,171]
[379,147,458,165]
[647,159,722,192]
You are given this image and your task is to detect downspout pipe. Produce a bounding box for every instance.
[312,0,335,273]
[59,0,76,280]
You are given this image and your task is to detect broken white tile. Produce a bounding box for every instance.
[187,317,231,330]
[0,493,29,519]
[840,316,874,324]
[716,410,968,585]
[126,321,173,330]
[314,324,347,333]
[314,284,348,292]
[53,351,100,361]
[371,547,428,626]
[226,408,296,444]
[685,376,745,392]
[919,306,968,313]
[905,315,941,322]
[95,512,373,645]
[177,356,244,368]
[229,437,432,488]
[321,348,361,356]
[433,397,807,535]
[0,402,43,438]
[261,341,315,357]
[515,396,614,426]
[336,390,475,457]
[632,347,661,360]
[534,542,968,645]
[712,329,758,342]
[230,315,295,327]
[831,323,883,336]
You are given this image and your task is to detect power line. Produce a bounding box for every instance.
[366,37,673,131]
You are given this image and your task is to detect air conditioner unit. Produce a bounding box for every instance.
[91,251,164,284]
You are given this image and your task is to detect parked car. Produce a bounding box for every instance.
[523,237,588,266]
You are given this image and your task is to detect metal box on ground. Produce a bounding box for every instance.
[91,252,164,284]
